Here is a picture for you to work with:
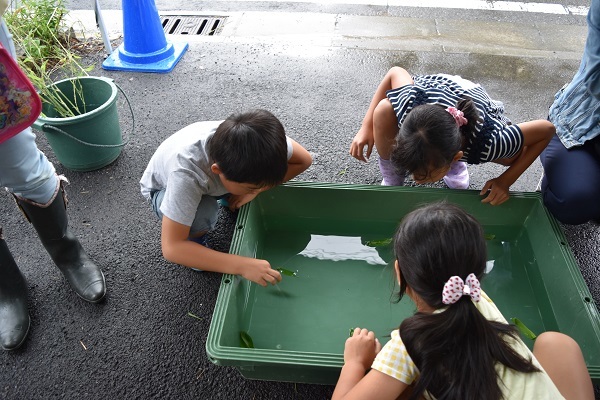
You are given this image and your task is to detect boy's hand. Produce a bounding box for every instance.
[241,258,282,287]
[350,126,374,162]
[344,328,382,371]
[480,178,510,205]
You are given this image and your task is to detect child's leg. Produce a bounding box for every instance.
[533,332,594,400]
[378,158,405,186]
[373,98,405,186]
[150,190,218,244]
[189,196,219,237]
[373,98,399,160]
[150,189,166,219]
[443,161,469,189]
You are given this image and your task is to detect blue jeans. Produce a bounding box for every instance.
[540,134,600,224]
[0,20,58,205]
[150,190,221,236]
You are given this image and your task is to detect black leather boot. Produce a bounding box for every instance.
[0,230,30,350]
[15,188,106,303]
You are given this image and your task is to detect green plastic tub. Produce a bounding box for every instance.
[206,182,600,384]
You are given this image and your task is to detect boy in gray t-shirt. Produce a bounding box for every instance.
[140,109,312,286]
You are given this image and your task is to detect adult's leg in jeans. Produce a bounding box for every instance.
[540,134,600,224]
[0,128,58,204]
[0,19,17,57]
[0,19,56,346]
[1,132,105,304]
[0,130,57,350]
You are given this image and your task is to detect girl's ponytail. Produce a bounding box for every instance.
[400,297,538,400]
[456,97,480,137]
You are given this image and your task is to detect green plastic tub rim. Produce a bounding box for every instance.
[206,181,600,383]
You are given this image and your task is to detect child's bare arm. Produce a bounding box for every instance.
[480,119,554,205]
[160,216,281,286]
[284,139,312,182]
[333,328,407,400]
[350,66,414,162]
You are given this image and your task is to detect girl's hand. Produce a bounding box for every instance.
[480,178,510,205]
[344,328,382,371]
[350,126,374,162]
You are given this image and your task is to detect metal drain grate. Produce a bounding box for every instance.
[160,15,226,36]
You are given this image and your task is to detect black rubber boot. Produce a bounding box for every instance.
[0,231,30,350]
[16,189,106,303]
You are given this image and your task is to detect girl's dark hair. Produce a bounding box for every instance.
[394,202,539,400]
[207,109,288,186]
[390,98,479,181]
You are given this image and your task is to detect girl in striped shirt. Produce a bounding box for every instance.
[349,67,555,205]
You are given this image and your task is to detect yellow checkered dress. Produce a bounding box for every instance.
[370,291,565,399]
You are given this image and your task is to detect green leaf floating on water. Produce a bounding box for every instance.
[511,317,537,340]
[240,331,255,348]
[484,233,496,240]
[277,267,298,277]
[365,238,392,247]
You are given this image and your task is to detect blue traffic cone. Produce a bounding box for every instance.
[102,0,188,73]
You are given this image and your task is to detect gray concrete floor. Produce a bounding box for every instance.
[1,2,599,399]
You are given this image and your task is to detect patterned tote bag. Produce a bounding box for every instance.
[0,42,42,144]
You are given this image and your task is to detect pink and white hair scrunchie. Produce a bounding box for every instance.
[446,106,468,127]
[442,273,481,305]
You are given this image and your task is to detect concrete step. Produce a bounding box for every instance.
[69,8,587,60]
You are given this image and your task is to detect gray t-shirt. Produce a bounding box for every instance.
[140,120,293,226]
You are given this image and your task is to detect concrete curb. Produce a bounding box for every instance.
[67,9,586,59]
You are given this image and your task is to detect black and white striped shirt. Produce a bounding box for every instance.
[386,74,524,164]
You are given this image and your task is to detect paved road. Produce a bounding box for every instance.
[1,1,599,399]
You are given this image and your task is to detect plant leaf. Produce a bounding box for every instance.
[187,312,202,320]
[276,268,298,277]
[365,238,392,247]
[240,331,255,348]
[511,317,537,340]
[484,233,496,240]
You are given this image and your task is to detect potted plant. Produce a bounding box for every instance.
[4,0,128,172]
[5,0,90,117]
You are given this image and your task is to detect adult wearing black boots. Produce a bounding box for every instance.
[0,9,106,350]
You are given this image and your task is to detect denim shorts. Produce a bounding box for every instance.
[150,189,221,235]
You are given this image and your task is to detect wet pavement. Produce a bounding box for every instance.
[1,2,599,399]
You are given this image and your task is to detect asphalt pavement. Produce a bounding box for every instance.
[1,2,599,399]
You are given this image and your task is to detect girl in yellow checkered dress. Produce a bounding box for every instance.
[332,202,593,400]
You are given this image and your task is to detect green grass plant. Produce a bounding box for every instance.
[4,0,92,117]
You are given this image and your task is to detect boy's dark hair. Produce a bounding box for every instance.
[390,98,479,180]
[393,202,539,400]
[208,109,288,186]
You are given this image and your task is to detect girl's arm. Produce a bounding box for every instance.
[350,67,414,162]
[333,368,409,400]
[284,138,312,182]
[332,328,408,400]
[480,120,554,205]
